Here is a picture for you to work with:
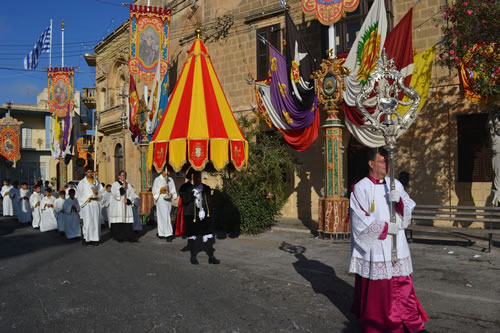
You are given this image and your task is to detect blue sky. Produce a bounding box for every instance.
[0,0,130,105]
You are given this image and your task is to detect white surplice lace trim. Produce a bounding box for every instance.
[349,256,413,280]
[356,220,385,253]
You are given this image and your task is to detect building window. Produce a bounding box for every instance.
[114,143,124,179]
[21,127,32,149]
[457,114,494,182]
[256,24,281,80]
[322,0,394,56]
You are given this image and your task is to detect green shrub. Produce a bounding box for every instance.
[215,114,298,234]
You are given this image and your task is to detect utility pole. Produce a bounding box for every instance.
[117,86,128,171]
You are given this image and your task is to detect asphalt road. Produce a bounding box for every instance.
[1,216,499,332]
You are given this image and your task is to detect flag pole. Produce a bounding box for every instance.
[49,19,53,68]
[328,24,336,58]
[61,20,64,67]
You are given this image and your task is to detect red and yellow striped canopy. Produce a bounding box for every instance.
[147,38,248,172]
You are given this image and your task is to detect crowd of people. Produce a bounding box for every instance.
[1,166,219,265]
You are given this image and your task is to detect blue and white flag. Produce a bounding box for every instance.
[24,22,52,70]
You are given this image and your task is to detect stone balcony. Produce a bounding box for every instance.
[82,87,96,109]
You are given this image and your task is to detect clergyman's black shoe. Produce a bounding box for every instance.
[208,256,220,264]
[190,256,199,265]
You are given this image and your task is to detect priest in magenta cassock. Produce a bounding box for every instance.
[152,167,177,241]
[76,167,104,245]
[349,148,428,333]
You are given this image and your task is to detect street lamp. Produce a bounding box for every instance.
[355,51,421,264]
[118,86,128,171]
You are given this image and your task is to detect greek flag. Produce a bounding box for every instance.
[24,23,52,70]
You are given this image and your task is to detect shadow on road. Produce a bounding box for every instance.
[279,242,360,333]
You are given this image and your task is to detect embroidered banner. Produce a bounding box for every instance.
[0,116,23,165]
[129,5,171,84]
[188,139,209,170]
[153,141,168,172]
[47,67,74,117]
[230,141,246,169]
[302,0,360,26]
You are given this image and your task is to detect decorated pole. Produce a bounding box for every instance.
[355,51,420,263]
[313,56,351,239]
[304,0,360,239]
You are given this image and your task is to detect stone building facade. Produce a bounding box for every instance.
[92,0,496,225]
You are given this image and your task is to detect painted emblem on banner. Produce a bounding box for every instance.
[0,116,23,165]
[188,140,208,170]
[47,67,74,117]
[153,141,168,172]
[129,5,171,84]
[356,24,381,85]
[302,0,360,26]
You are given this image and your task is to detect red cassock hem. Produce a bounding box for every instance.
[352,274,428,333]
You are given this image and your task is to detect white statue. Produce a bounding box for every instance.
[489,108,500,206]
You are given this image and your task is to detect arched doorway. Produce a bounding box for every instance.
[347,138,370,194]
[114,144,124,179]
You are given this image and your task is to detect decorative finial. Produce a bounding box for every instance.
[61,20,65,29]
[195,28,202,39]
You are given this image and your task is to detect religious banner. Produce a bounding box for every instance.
[47,67,74,117]
[50,106,72,159]
[152,141,167,172]
[129,5,171,84]
[460,42,497,104]
[188,139,209,170]
[0,116,23,166]
[302,0,360,26]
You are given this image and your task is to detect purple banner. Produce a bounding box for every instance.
[269,44,317,130]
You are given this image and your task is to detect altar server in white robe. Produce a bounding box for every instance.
[40,188,57,232]
[349,148,427,333]
[9,181,20,219]
[152,168,177,241]
[18,182,31,224]
[30,184,43,229]
[109,170,138,242]
[54,190,66,233]
[76,167,104,245]
[64,189,81,239]
[2,179,13,216]
[101,184,112,228]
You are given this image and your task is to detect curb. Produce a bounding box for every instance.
[270,226,312,234]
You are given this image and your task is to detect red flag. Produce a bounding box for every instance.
[278,106,320,152]
[384,8,414,91]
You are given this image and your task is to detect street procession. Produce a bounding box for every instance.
[0,0,499,332]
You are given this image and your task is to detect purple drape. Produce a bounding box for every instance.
[269,44,317,130]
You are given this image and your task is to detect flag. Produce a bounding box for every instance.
[398,46,435,115]
[24,22,52,70]
[128,75,140,142]
[146,61,164,137]
[343,0,387,106]
[284,11,318,110]
[150,70,169,140]
[269,44,317,129]
[384,8,414,90]
[256,82,319,151]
